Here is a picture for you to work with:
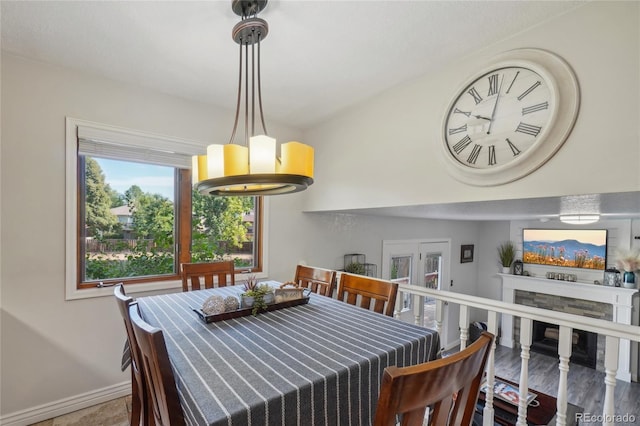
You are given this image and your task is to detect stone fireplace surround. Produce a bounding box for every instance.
[500,274,638,382]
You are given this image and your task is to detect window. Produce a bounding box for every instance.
[66,118,263,297]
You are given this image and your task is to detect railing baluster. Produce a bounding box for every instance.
[459,305,469,350]
[435,299,444,338]
[517,317,532,426]
[413,294,423,326]
[603,335,619,425]
[393,288,403,320]
[556,325,573,426]
[394,282,640,424]
[483,311,499,426]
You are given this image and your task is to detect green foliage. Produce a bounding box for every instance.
[344,262,365,275]
[84,157,120,237]
[83,160,256,281]
[497,241,516,267]
[242,283,272,315]
[191,191,253,261]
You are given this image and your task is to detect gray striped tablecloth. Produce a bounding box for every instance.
[137,283,440,426]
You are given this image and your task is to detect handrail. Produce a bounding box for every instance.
[395,283,640,426]
[398,283,640,342]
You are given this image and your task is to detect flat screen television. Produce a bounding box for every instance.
[522,228,607,271]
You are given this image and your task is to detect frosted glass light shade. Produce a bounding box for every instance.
[559,215,600,225]
[191,155,208,183]
[249,135,276,173]
[280,141,314,177]
[224,144,249,176]
[206,144,224,178]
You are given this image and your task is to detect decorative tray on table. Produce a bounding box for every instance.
[193,295,310,324]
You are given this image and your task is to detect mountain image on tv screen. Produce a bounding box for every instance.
[522,229,607,271]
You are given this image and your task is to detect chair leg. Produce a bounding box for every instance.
[130,370,142,426]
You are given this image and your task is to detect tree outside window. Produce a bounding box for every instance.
[79,156,260,287]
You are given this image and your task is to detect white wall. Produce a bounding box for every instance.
[1,1,639,422]
[301,1,640,212]
[0,54,302,420]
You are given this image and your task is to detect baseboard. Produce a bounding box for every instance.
[0,381,130,426]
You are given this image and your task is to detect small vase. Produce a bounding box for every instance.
[241,295,255,308]
[501,266,511,274]
[623,271,636,288]
[263,292,275,305]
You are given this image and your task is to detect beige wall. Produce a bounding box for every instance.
[1,1,639,422]
[0,54,301,420]
[301,1,640,212]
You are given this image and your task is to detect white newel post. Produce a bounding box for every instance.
[499,274,638,382]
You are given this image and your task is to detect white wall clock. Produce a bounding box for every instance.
[441,48,580,186]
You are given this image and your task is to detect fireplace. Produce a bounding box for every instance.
[531,321,597,369]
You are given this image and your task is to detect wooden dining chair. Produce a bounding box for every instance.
[373,331,494,426]
[181,260,235,291]
[293,264,337,297]
[129,303,186,426]
[114,284,149,426]
[336,273,399,316]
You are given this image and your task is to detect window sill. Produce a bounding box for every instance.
[65,272,269,301]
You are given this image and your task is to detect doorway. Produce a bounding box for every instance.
[382,239,451,349]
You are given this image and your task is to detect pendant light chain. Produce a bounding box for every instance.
[228,41,243,145]
[257,34,268,136]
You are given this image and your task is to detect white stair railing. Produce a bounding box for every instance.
[395,284,640,426]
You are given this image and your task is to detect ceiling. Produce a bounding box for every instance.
[3,0,638,222]
[1,0,585,130]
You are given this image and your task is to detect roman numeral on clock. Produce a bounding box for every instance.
[467,87,483,104]
[448,124,467,135]
[488,145,496,166]
[452,135,472,154]
[522,102,549,115]
[515,122,542,137]
[517,81,541,101]
[505,71,520,94]
[453,108,471,117]
[467,144,482,164]
[506,138,521,156]
[487,74,499,96]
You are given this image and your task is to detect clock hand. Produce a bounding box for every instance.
[473,115,491,121]
[487,75,505,134]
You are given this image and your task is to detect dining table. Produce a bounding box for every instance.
[135,282,440,426]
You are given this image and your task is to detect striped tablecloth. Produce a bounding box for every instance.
[137,283,440,426]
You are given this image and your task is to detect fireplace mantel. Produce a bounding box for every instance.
[499,273,638,382]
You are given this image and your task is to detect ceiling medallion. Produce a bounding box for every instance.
[192,0,314,196]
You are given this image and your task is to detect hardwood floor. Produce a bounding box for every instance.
[492,345,640,424]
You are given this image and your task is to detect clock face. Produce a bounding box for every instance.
[444,66,555,171]
[439,49,580,187]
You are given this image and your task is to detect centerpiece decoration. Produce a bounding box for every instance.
[193,277,311,324]
[241,275,275,315]
[614,248,639,289]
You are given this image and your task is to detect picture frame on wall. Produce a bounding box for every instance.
[460,244,474,263]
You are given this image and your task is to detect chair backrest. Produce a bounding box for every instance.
[294,264,336,297]
[181,260,235,291]
[114,284,148,426]
[129,303,186,426]
[374,331,494,426]
[336,273,398,316]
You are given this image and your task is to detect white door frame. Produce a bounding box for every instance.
[382,238,452,349]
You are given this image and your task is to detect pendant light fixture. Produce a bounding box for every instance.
[193,0,314,196]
